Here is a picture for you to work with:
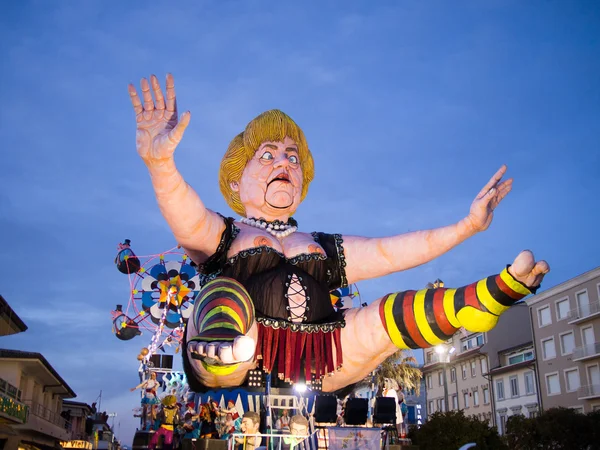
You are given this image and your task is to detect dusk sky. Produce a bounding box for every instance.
[1,0,598,445]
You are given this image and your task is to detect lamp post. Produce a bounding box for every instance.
[435,344,456,412]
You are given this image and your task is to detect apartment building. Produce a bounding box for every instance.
[487,343,538,433]
[423,303,539,430]
[526,266,600,413]
[61,401,93,449]
[0,349,76,450]
[423,330,492,424]
[483,303,540,434]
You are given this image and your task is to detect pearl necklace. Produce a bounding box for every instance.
[240,217,298,239]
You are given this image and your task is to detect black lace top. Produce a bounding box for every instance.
[196,216,347,326]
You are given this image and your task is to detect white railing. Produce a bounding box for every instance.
[25,400,71,430]
[573,342,600,360]
[568,300,600,322]
[578,384,600,399]
[228,431,317,450]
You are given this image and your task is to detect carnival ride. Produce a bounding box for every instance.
[112,240,202,358]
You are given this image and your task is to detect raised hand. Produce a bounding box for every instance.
[467,165,513,232]
[508,250,550,288]
[128,74,191,166]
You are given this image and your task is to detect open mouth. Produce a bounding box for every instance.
[268,172,291,185]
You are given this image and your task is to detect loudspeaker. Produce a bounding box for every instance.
[373,397,396,424]
[344,398,368,425]
[314,395,338,423]
[149,354,161,368]
[161,355,173,369]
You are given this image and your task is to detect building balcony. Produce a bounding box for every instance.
[14,400,72,441]
[568,300,600,324]
[0,390,29,424]
[578,384,600,400]
[573,342,600,362]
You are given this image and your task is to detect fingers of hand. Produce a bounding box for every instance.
[151,74,166,110]
[140,77,154,111]
[128,84,143,115]
[533,260,550,276]
[166,73,176,112]
[476,164,508,199]
[489,179,513,209]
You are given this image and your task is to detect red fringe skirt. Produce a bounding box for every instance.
[255,321,344,384]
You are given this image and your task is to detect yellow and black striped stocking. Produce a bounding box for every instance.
[379,266,535,349]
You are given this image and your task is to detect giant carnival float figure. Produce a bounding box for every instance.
[128,74,550,393]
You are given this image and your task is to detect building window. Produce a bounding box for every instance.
[538,305,552,327]
[428,400,433,414]
[497,379,505,400]
[461,334,484,351]
[542,337,556,360]
[438,371,444,386]
[556,298,570,320]
[450,367,456,383]
[462,364,467,380]
[577,291,590,316]
[524,371,535,395]
[483,386,490,404]
[499,415,507,435]
[436,398,443,412]
[565,368,580,393]
[463,392,469,408]
[546,373,561,396]
[470,361,477,377]
[560,332,575,355]
[481,358,488,374]
[508,350,534,365]
[426,352,433,363]
[473,390,480,406]
[452,394,458,410]
[510,376,520,398]
[426,375,432,389]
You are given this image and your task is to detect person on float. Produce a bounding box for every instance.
[128,74,550,393]
[149,395,181,450]
[130,372,161,429]
[235,412,262,450]
[282,415,310,450]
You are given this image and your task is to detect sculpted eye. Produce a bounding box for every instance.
[260,151,273,161]
[288,155,299,164]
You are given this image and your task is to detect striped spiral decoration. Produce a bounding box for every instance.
[191,277,255,342]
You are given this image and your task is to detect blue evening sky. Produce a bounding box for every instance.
[1,0,598,444]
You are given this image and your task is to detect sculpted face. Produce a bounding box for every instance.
[231,137,303,220]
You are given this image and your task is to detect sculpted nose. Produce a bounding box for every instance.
[273,153,289,168]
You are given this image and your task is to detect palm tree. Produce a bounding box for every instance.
[370,349,422,395]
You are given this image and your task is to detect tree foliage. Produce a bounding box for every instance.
[409,410,506,450]
[371,349,422,395]
[505,407,600,450]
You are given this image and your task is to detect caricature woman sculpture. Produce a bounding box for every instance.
[128,74,549,393]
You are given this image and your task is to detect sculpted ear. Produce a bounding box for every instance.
[230,181,240,192]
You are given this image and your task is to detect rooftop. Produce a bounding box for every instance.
[0,295,28,336]
[0,349,76,398]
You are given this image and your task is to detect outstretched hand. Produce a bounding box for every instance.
[128,74,191,166]
[508,250,550,288]
[467,165,513,232]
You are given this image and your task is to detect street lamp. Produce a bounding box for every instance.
[435,344,455,412]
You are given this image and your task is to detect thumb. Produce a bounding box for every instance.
[168,111,191,146]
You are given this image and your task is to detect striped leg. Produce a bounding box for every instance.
[379,266,534,349]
